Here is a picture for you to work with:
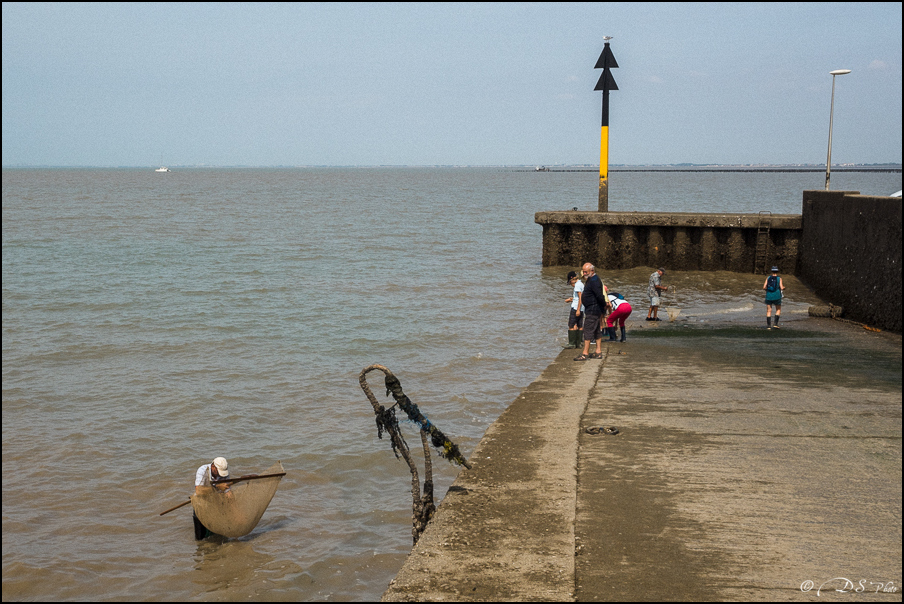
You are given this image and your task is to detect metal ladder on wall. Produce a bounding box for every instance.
[754,211,772,274]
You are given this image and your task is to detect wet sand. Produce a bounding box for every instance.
[382,318,902,601]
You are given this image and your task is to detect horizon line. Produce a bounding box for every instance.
[4,162,902,169]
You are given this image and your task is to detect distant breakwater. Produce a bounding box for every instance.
[516,168,902,173]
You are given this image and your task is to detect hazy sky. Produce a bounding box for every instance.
[2,2,901,167]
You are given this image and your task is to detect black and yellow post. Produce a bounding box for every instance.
[594,40,618,212]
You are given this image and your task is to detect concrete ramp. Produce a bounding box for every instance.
[383,349,603,601]
[382,322,902,601]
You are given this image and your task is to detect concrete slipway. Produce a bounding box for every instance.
[382,318,902,602]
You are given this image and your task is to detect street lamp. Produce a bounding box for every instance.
[825,69,852,190]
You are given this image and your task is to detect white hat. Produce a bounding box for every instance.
[212,457,229,477]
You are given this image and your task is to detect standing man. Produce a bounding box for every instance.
[193,457,229,539]
[763,266,785,329]
[574,263,608,361]
[646,268,668,321]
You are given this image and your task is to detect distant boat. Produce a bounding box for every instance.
[155,167,171,172]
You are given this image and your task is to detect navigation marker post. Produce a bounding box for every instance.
[594,38,619,212]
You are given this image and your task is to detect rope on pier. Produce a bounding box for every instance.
[359,364,472,544]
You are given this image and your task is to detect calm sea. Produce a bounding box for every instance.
[2,167,900,601]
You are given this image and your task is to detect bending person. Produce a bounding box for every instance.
[193,456,229,539]
[605,292,633,343]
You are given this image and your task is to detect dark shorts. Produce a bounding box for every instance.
[582,309,602,341]
[568,308,584,329]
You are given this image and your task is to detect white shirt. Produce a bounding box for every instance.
[195,463,215,487]
[572,281,585,312]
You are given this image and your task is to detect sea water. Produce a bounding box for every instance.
[2,167,900,601]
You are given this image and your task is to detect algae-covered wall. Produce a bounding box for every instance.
[799,190,902,332]
[534,211,802,274]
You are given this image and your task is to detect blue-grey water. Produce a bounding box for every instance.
[2,167,900,601]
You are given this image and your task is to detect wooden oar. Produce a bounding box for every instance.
[158,472,286,516]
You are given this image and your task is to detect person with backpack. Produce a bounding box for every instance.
[763,266,785,329]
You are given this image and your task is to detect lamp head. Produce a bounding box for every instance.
[830,69,852,76]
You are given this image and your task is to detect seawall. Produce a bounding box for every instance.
[535,210,801,273]
[799,190,902,332]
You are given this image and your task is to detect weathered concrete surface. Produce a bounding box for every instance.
[382,349,596,601]
[382,319,902,601]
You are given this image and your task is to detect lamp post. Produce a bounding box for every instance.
[825,69,851,190]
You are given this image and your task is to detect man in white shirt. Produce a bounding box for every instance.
[193,456,229,539]
[195,456,229,494]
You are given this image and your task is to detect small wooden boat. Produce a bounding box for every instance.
[191,461,285,538]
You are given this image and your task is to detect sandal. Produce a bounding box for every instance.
[573,354,590,361]
[589,352,602,359]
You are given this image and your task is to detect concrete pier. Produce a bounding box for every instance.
[535,211,802,274]
[382,319,902,601]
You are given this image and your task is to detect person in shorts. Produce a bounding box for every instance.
[563,270,584,349]
[574,263,609,361]
[646,268,668,321]
[763,266,785,329]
